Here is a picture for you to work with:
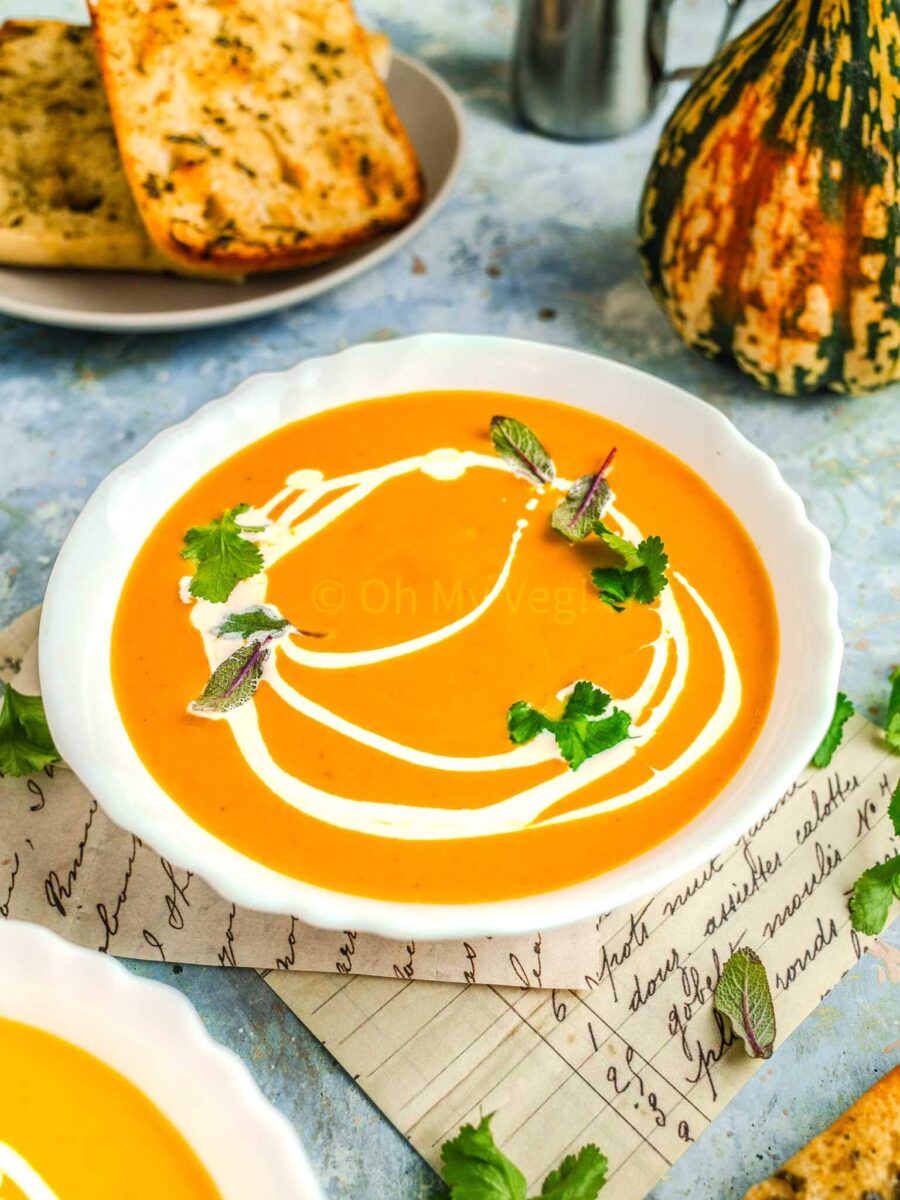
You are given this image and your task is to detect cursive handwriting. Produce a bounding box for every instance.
[44,798,97,917]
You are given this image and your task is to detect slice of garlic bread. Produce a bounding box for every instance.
[88,0,423,275]
[0,20,170,272]
[743,1066,899,1199]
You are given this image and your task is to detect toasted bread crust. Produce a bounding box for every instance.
[0,20,172,272]
[88,0,423,275]
[742,1066,900,1199]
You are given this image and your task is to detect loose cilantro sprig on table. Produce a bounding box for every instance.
[811,692,854,768]
[441,1113,607,1200]
[886,666,900,753]
[849,776,900,935]
[591,523,668,613]
[507,680,631,771]
[713,948,776,1059]
[0,682,60,778]
[181,503,265,603]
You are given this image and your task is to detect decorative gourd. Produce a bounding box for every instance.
[639,0,900,396]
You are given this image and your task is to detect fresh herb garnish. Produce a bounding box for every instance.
[713,947,776,1060]
[192,637,272,715]
[591,524,668,613]
[215,605,292,640]
[490,416,555,486]
[181,504,265,604]
[507,680,631,771]
[886,667,900,753]
[849,776,900,935]
[0,683,60,778]
[811,691,854,768]
[441,1113,607,1200]
[550,447,616,542]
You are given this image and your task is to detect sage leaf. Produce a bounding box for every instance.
[551,474,612,541]
[550,447,616,541]
[490,416,555,486]
[192,638,271,715]
[214,605,293,640]
[714,947,776,1059]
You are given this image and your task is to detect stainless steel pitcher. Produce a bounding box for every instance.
[512,0,748,141]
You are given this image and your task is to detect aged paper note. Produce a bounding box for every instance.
[265,730,899,1197]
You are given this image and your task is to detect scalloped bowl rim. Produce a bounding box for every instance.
[0,920,321,1197]
[40,334,842,939]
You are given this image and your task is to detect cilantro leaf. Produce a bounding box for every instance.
[440,1114,607,1200]
[713,947,776,1059]
[539,1146,607,1199]
[191,638,271,715]
[181,503,265,603]
[0,683,60,778]
[886,667,900,753]
[490,416,555,486]
[441,1115,527,1200]
[214,605,292,640]
[889,776,900,836]
[550,448,616,542]
[507,681,631,771]
[811,691,854,768]
[849,857,900,935]
[591,524,668,613]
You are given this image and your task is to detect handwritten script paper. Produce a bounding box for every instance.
[264,745,899,1198]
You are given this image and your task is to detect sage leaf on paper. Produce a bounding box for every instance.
[191,638,271,715]
[490,416,555,486]
[714,947,776,1060]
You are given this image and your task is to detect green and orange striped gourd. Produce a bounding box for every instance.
[639,0,900,396]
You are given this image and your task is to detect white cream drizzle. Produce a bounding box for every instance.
[0,1144,61,1200]
[184,448,743,841]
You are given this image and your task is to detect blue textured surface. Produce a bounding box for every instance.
[1,1,898,1197]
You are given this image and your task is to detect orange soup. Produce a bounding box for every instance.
[112,391,778,903]
[0,1018,219,1199]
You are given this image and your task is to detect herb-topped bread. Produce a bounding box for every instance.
[742,1066,900,1199]
[88,0,424,275]
[0,20,169,272]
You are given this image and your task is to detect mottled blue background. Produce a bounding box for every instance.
[1,1,897,1197]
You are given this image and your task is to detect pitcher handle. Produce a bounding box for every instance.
[665,0,749,83]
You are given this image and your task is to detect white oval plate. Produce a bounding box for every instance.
[0,52,462,333]
[0,920,321,1198]
[40,334,841,938]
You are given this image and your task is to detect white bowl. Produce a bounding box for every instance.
[40,334,841,938]
[0,920,321,1198]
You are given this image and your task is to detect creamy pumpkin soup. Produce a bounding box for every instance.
[0,1018,219,1199]
[112,391,778,903]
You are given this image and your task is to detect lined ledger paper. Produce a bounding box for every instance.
[266,721,900,1197]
